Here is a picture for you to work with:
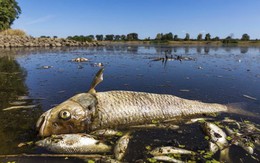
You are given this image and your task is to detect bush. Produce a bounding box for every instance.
[0,29,26,36]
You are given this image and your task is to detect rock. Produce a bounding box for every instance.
[0,35,102,48]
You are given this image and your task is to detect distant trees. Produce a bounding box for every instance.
[205,33,211,41]
[184,33,190,41]
[114,35,121,41]
[121,35,126,41]
[0,0,21,31]
[67,35,94,42]
[173,35,179,41]
[241,34,250,41]
[105,34,114,41]
[197,34,203,41]
[127,33,138,41]
[67,32,254,43]
[96,35,103,41]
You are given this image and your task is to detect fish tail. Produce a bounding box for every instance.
[219,148,232,163]
[226,102,259,118]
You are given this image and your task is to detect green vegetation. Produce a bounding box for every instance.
[0,0,21,31]
[67,35,94,42]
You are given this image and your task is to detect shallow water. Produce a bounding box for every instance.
[0,45,259,162]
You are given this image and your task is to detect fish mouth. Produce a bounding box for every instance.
[36,110,51,137]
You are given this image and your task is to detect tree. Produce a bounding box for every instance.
[0,0,21,31]
[173,35,179,41]
[96,35,103,41]
[155,33,162,40]
[205,33,211,41]
[184,33,190,41]
[105,34,114,41]
[212,36,220,41]
[121,35,126,41]
[114,35,121,41]
[162,32,173,40]
[127,33,138,41]
[241,34,250,41]
[197,34,203,41]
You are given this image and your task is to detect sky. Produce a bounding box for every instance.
[12,0,260,39]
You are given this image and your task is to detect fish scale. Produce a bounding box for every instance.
[90,91,228,130]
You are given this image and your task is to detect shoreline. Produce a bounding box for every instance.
[0,35,103,48]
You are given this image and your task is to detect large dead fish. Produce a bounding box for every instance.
[36,68,256,137]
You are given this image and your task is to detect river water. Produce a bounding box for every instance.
[0,45,259,162]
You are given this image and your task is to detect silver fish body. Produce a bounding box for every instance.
[37,90,230,137]
[114,133,131,161]
[150,146,195,156]
[35,134,111,153]
[90,91,228,131]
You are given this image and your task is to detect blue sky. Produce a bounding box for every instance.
[13,0,260,39]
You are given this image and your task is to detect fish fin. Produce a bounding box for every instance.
[88,68,104,94]
[226,102,259,118]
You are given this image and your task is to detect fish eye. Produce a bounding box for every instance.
[59,110,71,120]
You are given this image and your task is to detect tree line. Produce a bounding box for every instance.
[67,32,252,43]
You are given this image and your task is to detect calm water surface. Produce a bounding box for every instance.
[0,45,259,162]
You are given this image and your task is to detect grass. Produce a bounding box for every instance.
[0,29,27,36]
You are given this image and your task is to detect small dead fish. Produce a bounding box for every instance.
[225,127,254,154]
[35,134,111,154]
[185,118,213,124]
[114,133,131,161]
[90,129,122,137]
[9,101,27,105]
[202,122,231,162]
[130,123,179,130]
[179,89,190,92]
[3,105,37,111]
[40,66,53,69]
[152,155,184,163]
[71,57,89,62]
[243,94,257,101]
[150,146,195,156]
[203,122,228,150]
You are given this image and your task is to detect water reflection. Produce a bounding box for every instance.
[0,56,42,154]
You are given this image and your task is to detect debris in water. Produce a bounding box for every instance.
[9,101,27,105]
[179,89,190,92]
[71,57,89,62]
[242,94,257,101]
[39,66,53,69]
[3,105,37,111]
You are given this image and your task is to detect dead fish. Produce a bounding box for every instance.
[35,133,111,154]
[71,57,89,62]
[203,122,228,151]
[9,101,27,105]
[130,123,180,130]
[242,94,257,101]
[114,133,131,161]
[152,155,184,163]
[202,122,231,162]
[3,105,37,111]
[150,146,195,156]
[36,68,256,137]
[225,127,254,154]
[39,65,53,69]
[185,118,213,124]
[90,129,122,137]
